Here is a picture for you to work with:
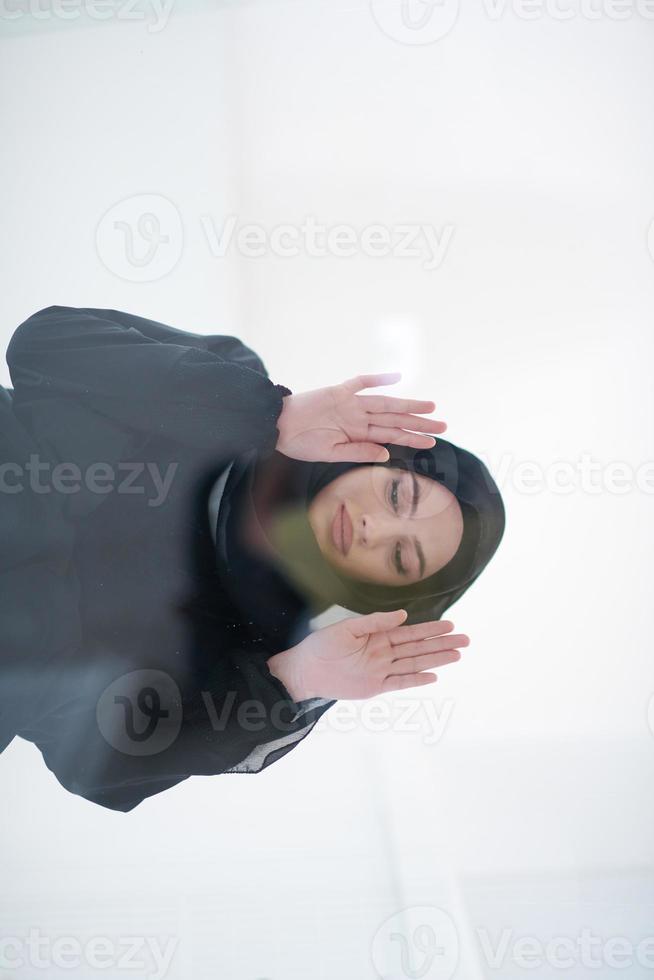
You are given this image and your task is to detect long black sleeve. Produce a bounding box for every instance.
[6,306,291,459]
[41,646,320,813]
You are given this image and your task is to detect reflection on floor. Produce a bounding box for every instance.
[1,733,652,978]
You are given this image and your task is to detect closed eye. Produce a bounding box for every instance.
[410,472,419,516]
[389,479,400,512]
[393,542,407,576]
[388,473,421,516]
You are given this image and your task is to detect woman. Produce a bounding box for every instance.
[0,306,505,812]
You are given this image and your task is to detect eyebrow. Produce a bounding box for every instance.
[413,536,426,579]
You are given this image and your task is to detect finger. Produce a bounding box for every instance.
[349,609,408,638]
[367,413,447,435]
[343,373,402,393]
[387,619,455,645]
[366,426,437,450]
[328,443,390,464]
[359,395,436,415]
[387,650,462,676]
[381,673,438,694]
[391,634,470,660]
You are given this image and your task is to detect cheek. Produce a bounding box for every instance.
[309,491,334,539]
[324,544,360,578]
[339,550,390,586]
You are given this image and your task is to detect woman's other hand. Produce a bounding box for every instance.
[267,610,469,702]
[275,374,446,464]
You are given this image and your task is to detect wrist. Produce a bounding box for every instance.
[274,391,295,456]
[267,645,315,702]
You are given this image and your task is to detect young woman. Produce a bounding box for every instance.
[0,306,505,811]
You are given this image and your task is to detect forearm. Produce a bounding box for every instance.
[7,306,292,458]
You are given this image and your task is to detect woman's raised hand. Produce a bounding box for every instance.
[267,610,469,702]
[275,373,447,464]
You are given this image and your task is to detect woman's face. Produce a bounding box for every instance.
[307,466,464,586]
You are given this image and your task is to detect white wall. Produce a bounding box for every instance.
[1,2,653,978]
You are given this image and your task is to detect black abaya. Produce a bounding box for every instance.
[0,306,333,812]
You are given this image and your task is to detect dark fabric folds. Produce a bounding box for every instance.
[0,305,327,812]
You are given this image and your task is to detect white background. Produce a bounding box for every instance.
[1,1,653,978]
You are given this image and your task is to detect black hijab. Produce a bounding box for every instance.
[214,439,506,648]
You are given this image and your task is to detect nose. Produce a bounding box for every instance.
[359,513,396,547]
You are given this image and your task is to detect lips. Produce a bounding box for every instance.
[331,502,353,556]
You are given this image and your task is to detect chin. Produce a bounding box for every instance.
[325,550,347,574]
